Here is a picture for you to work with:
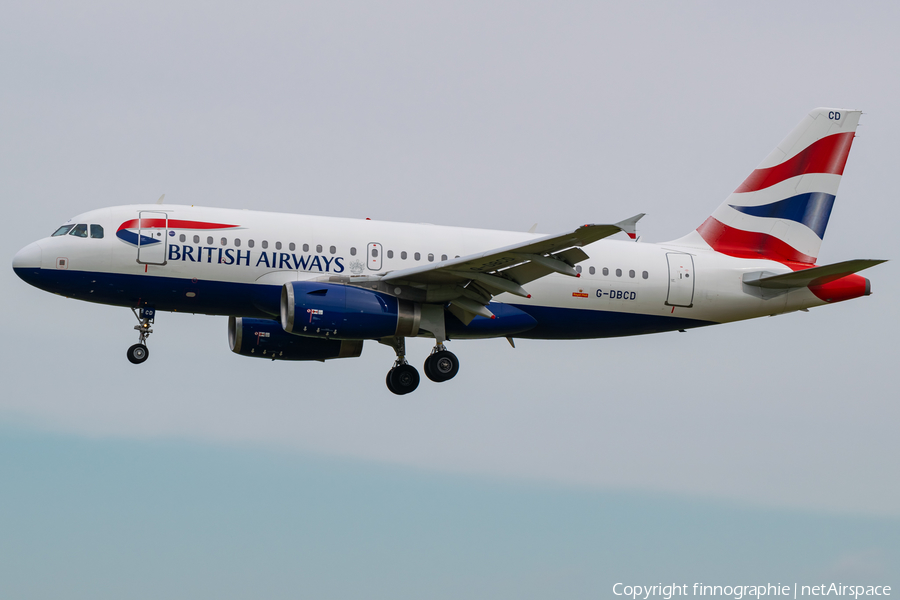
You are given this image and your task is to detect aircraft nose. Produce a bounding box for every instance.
[13,241,42,271]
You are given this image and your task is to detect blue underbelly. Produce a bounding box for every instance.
[14,268,715,338]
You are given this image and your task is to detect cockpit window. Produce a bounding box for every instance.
[52,225,74,237]
[90,224,104,238]
[68,224,88,238]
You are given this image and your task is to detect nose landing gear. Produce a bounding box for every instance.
[127,307,154,365]
[127,343,149,364]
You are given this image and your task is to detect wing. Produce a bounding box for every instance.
[375,215,644,324]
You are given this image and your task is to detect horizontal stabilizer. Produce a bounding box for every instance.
[743,259,886,289]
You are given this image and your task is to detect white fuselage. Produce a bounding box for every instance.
[14,203,829,341]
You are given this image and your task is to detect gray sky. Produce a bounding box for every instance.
[1,2,898,592]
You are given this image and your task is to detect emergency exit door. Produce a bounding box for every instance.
[665,252,694,307]
[367,242,383,271]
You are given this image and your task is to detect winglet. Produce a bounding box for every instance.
[615,213,645,240]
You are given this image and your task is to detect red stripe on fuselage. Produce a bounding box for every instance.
[117,219,239,232]
[696,217,816,265]
[734,132,855,193]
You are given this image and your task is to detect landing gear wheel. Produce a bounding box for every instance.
[387,364,420,395]
[386,369,400,395]
[127,343,149,364]
[424,350,459,382]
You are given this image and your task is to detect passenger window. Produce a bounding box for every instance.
[414,252,421,261]
[316,244,323,253]
[289,243,296,251]
[52,225,74,237]
[207,236,213,245]
[629,270,635,278]
[350,247,357,256]
[276,242,282,250]
[179,234,186,242]
[441,254,448,261]
[69,224,88,238]
[387,250,393,259]
[642,271,649,279]
[371,248,379,258]
[616,268,622,277]
[330,246,336,255]
[303,244,309,252]
[401,251,407,260]
[221,238,227,246]
[234,238,241,247]
[248,240,254,248]
[576,265,582,274]
[602,267,609,276]
[262,240,268,249]
[90,225,104,238]
[428,253,434,262]
[194,235,200,244]
[589,266,595,275]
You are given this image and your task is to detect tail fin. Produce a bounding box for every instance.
[679,108,861,265]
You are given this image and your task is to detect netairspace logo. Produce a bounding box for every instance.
[612,583,891,600]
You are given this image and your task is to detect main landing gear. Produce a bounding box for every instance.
[381,338,459,395]
[383,337,420,395]
[424,344,459,383]
[127,307,155,365]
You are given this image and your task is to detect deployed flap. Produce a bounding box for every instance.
[743,259,886,289]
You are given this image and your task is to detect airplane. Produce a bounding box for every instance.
[12,107,886,394]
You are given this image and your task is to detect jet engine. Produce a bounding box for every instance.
[228,316,363,360]
[280,282,420,340]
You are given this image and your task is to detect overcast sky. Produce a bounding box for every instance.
[1,1,898,597]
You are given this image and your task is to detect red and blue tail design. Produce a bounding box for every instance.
[682,108,861,265]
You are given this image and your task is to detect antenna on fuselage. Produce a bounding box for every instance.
[155,194,165,205]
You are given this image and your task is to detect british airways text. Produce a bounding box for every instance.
[168,245,345,273]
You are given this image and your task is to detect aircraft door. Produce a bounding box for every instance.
[665,252,694,307]
[137,210,168,265]
[367,242,382,271]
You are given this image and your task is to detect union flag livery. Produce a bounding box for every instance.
[688,108,860,266]
[13,107,886,395]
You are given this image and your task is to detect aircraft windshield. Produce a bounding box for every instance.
[68,224,88,238]
[52,225,74,237]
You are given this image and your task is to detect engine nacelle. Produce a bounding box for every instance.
[228,316,363,360]
[281,282,420,340]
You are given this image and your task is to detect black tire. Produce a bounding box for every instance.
[127,343,149,364]
[423,355,436,381]
[389,364,420,395]
[425,350,459,382]
[386,369,400,395]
